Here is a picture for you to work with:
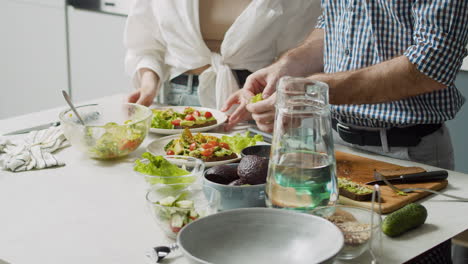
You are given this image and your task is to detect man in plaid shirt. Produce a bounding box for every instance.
[225,0,468,171]
[224,1,468,262]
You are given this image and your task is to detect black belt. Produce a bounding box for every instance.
[332,119,442,147]
[171,69,252,87]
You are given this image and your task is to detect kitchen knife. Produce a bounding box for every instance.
[365,170,448,185]
[2,121,60,136]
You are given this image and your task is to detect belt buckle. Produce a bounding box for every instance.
[336,123,350,131]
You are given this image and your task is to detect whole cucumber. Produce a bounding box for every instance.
[382,203,427,237]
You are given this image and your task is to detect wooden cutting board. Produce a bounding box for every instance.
[336,151,448,214]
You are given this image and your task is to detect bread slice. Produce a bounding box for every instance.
[338,178,373,201]
[175,119,217,129]
[203,153,238,162]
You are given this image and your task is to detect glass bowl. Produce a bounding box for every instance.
[146,184,221,239]
[311,205,381,260]
[59,103,152,159]
[134,155,205,188]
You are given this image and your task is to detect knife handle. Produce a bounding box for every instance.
[399,170,448,183]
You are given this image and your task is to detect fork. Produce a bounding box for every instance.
[378,175,468,202]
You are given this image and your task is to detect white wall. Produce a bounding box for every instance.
[0,0,68,119]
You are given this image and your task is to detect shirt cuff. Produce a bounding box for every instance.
[404,26,467,86]
[129,55,167,90]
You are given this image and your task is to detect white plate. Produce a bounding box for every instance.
[146,133,267,167]
[149,106,228,135]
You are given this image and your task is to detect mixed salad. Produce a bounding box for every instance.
[151,107,216,129]
[164,128,263,162]
[153,192,203,234]
[86,121,146,159]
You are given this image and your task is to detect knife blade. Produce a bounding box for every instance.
[365,170,448,185]
[2,121,60,136]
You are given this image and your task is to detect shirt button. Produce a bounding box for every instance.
[344,49,350,56]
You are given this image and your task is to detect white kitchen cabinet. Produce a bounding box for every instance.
[67,7,132,102]
[0,0,68,119]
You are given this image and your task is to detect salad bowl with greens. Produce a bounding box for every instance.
[134,153,205,187]
[59,103,152,159]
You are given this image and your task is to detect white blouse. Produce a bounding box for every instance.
[124,0,321,109]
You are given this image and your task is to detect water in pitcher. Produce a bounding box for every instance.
[266,151,336,210]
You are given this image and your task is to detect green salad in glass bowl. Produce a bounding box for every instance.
[134,153,205,188]
[59,103,152,159]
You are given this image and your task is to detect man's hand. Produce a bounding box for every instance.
[127,69,159,106]
[246,93,277,133]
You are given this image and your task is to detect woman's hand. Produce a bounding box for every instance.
[127,69,160,106]
[221,89,252,131]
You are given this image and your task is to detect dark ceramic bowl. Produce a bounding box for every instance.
[240,145,271,159]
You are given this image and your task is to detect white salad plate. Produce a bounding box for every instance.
[149,106,228,135]
[146,133,267,167]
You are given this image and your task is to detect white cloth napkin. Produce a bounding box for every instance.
[0,126,70,172]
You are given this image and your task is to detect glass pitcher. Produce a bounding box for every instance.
[265,76,338,212]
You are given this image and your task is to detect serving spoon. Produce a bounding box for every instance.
[62,90,85,125]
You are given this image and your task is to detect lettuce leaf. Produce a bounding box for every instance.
[151,109,175,129]
[221,132,263,153]
[134,152,190,178]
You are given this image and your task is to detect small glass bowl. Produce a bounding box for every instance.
[134,155,205,188]
[146,184,221,239]
[59,103,152,159]
[311,205,381,260]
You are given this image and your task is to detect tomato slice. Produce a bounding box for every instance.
[201,143,213,149]
[219,142,230,150]
[166,150,175,155]
[201,148,214,157]
[171,119,181,126]
[185,114,195,121]
[189,142,197,151]
[208,140,219,147]
[193,110,201,117]
[204,111,213,118]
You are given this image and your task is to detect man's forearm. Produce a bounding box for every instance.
[310,56,447,105]
[279,29,325,77]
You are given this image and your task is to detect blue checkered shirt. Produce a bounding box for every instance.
[316,0,468,127]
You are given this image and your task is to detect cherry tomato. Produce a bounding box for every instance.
[171,119,181,126]
[119,139,140,151]
[185,114,195,121]
[189,142,197,151]
[193,110,201,117]
[201,148,214,157]
[219,142,230,150]
[201,143,213,149]
[204,111,213,118]
[166,150,175,155]
[208,140,219,147]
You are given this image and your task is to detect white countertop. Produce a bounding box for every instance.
[1,94,468,264]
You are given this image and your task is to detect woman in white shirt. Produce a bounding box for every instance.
[124,0,321,110]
